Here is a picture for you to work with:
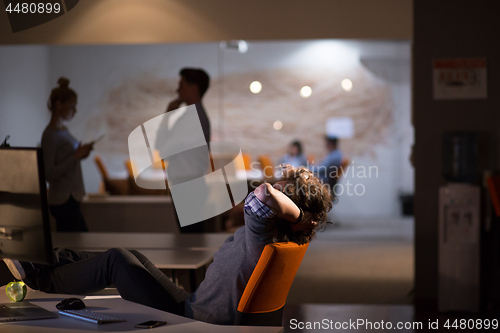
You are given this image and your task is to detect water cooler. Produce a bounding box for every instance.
[438,133,480,312]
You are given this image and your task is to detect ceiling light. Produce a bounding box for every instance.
[273,121,283,130]
[250,81,262,94]
[300,86,312,98]
[341,79,353,92]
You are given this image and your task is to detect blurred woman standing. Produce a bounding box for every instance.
[42,77,92,232]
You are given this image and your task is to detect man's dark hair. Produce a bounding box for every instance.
[180,68,210,97]
[326,136,338,145]
[274,165,333,245]
[291,140,303,155]
[326,136,338,149]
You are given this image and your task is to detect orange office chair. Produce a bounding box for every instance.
[242,153,252,170]
[258,155,274,180]
[151,150,165,169]
[234,242,309,326]
[94,155,130,195]
[124,159,168,196]
[94,154,109,180]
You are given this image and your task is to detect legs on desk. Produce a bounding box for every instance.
[128,249,189,303]
[25,247,189,316]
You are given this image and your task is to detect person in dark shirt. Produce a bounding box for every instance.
[41,77,92,232]
[167,68,210,144]
[164,68,211,233]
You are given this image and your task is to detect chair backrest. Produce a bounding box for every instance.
[258,155,274,179]
[235,242,309,326]
[94,155,109,180]
[124,159,168,196]
[94,155,130,195]
[124,159,137,179]
[242,153,252,170]
[487,175,500,217]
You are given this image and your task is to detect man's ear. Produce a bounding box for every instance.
[188,83,201,98]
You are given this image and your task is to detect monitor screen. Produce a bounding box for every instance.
[0,147,54,264]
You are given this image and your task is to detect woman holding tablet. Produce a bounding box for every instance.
[41,77,92,232]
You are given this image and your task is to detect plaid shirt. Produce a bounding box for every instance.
[244,192,276,219]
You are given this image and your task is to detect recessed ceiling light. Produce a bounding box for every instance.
[341,79,353,92]
[300,86,312,98]
[250,81,262,94]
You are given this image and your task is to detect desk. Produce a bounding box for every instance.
[52,232,231,250]
[0,287,283,332]
[80,196,178,233]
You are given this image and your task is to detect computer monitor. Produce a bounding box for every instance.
[0,147,54,264]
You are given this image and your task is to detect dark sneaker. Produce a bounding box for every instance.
[3,259,26,280]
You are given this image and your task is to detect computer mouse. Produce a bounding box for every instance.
[56,298,86,310]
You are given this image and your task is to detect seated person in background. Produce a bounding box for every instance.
[311,136,343,193]
[2,165,332,325]
[279,140,308,168]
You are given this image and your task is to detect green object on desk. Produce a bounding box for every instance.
[6,281,27,302]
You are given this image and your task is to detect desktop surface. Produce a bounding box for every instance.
[0,287,283,332]
[52,232,231,250]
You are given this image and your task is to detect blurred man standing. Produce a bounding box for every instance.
[167,68,210,145]
[163,68,211,233]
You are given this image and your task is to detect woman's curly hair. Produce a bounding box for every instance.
[273,164,333,245]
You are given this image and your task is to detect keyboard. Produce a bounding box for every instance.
[59,309,125,324]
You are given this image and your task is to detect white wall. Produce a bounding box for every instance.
[0,45,50,147]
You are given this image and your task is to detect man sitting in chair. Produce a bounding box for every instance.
[2,165,332,325]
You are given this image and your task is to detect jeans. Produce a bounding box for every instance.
[27,247,189,316]
[49,196,88,232]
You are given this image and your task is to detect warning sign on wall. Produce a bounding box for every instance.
[433,58,487,100]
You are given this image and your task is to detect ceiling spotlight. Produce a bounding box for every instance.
[273,121,283,130]
[341,79,353,92]
[250,81,262,94]
[300,86,312,98]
